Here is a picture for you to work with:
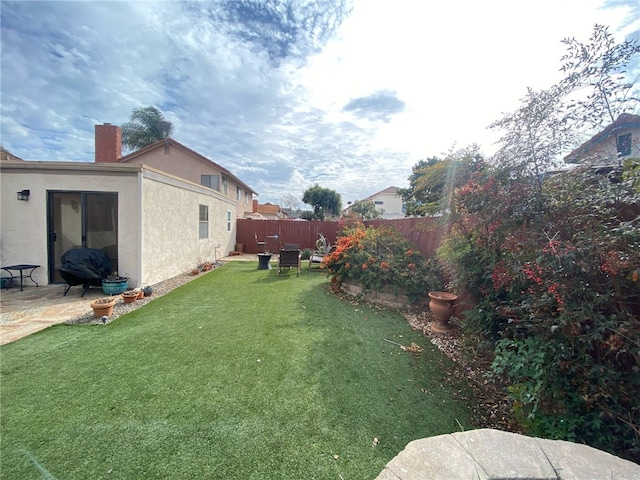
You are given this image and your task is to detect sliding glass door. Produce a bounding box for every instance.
[47,192,118,283]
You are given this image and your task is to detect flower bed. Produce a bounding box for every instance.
[323,223,444,304]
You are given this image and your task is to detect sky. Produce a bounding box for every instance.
[1,0,638,207]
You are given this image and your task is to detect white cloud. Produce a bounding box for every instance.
[0,0,636,205]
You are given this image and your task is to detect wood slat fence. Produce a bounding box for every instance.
[236,217,451,257]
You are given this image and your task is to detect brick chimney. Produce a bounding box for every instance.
[253,199,258,213]
[95,123,122,163]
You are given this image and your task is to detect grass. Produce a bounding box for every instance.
[1,262,476,479]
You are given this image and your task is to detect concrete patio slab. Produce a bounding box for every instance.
[0,254,260,345]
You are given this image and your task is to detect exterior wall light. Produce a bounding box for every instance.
[17,189,30,201]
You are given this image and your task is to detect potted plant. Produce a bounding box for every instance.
[90,297,116,318]
[428,291,458,332]
[122,290,138,304]
[102,273,129,295]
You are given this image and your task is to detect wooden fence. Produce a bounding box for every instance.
[236,217,450,257]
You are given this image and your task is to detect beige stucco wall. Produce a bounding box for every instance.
[1,162,241,289]
[373,192,405,219]
[572,125,640,163]
[124,144,254,220]
[140,169,237,286]
[0,162,142,287]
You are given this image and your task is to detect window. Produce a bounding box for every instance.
[199,205,208,239]
[245,192,250,204]
[222,176,228,195]
[201,175,220,191]
[236,186,241,201]
[226,210,232,232]
[374,200,384,205]
[617,133,632,157]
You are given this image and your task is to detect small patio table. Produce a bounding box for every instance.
[257,253,272,270]
[1,264,40,291]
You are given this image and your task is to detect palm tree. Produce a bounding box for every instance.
[120,106,173,152]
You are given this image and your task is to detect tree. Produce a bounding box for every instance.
[121,106,173,152]
[560,24,639,130]
[302,184,342,220]
[490,86,573,187]
[279,193,301,212]
[399,146,484,217]
[348,200,381,219]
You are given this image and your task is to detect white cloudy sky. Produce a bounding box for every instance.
[1,0,638,206]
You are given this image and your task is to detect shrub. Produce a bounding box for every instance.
[441,164,640,462]
[323,224,444,302]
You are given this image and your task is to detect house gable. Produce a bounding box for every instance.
[344,186,406,219]
[564,113,640,165]
[94,124,257,219]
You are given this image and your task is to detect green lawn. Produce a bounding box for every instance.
[1,262,476,479]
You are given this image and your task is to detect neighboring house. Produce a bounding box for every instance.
[564,113,640,166]
[245,200,288,220]
[343,186,406,219]
[1,146,24,162]
[0,124,257,288]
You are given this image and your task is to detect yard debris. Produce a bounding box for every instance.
[402,342,423,353]
[371,437,379,447]
[382,338,423,353]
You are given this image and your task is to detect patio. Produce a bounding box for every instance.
[0,254,261,345]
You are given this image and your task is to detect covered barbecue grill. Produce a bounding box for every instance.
[58,248,112,296]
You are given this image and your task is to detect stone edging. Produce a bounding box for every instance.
[340,282,426,309]
[375,428,640,480]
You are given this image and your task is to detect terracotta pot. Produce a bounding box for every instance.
[91,297,116,318]
[122,291,138,304]
[137,290,144,299]
[428,291,458,332]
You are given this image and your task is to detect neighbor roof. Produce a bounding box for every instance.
[564,113,640,163]
[256,202,282,215]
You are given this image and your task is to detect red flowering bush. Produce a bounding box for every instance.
[323,223,444,302]
[439,163,640,461]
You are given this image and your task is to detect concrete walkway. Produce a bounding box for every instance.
[375,428,640,479]
[0,255,259,345]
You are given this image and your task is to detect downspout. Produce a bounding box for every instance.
[137,167,144,288]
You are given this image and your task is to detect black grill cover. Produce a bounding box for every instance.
[59,248,112,284]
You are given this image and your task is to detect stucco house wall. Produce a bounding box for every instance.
[119,141,254,220]
[1,162,241,289]
[140,168,236,285]
[564,113,640,165]
[0,162,141,287]
[344,186,406,219]
[372,190,405,219]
